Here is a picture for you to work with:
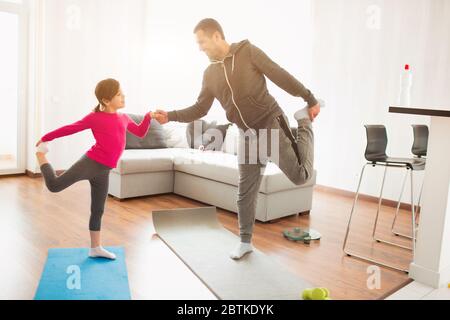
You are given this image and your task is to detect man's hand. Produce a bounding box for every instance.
[152,110,169,124]
[308,102,321,122]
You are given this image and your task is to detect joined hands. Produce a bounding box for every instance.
[150,110,169,124]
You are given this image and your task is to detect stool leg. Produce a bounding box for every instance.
[394,168,422,239]
[343,164,410,273]
[410,169,417,257]
[416,178,424,217]
[374,166,413,250]
[372,165,388,239]
[391,169,408,234]
[343,164,368,253]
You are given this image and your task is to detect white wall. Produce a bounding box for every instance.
[311,0,450,202]
[142,0,314,123]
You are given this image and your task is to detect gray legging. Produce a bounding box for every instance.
[40,154,112,231]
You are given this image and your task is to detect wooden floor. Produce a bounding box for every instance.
[0,175,414,300]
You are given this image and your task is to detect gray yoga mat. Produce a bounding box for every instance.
[152,206,313,300]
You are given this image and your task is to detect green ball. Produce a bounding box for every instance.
[312,288,327,300]
[302,288,313,300]
[320,287,330,298]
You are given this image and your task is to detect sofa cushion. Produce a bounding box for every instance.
[163,123,189,148]
[221,124,240,155]
[113,148,186,174]
[175,150,239,184]
[125,114,167,150]
[186,120,231,151]
[174,150,316,194]
[262,164,316,194]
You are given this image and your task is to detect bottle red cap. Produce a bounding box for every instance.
[405,64,410,70]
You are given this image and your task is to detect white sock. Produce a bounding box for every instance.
[230,242,253,260]
[294,99,326,121]
[89,246,116,260]
[294,106,310,121]
[36,142,49,154]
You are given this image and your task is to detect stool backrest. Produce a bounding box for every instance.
[364,125,388,162]
[411,125,429,158]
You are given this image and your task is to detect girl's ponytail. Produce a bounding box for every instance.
[93,103,106,113]
[93,78,120,113]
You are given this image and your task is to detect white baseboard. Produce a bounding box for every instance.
[409,262,450,288]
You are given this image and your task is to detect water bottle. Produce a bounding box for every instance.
[398,64,413,106]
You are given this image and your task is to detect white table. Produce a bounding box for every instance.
[390,106,450,288]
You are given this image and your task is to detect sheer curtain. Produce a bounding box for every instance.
[41,0,151,169]
[0,0,27,174]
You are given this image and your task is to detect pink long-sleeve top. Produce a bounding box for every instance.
[41,112,152,168]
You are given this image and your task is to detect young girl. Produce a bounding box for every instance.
[36,78,157,259]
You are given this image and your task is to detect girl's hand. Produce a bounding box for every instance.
[151,111,167,124]
[36,139,43,147]
[153,110,169,124]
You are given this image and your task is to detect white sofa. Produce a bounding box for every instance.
[108,124,316,222]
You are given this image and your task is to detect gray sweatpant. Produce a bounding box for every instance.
[40,154,112,231]
[237,114,314,243]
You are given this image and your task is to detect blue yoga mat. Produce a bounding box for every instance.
[35,247,131,300]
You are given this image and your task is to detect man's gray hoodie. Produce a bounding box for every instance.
[167,40,318,130]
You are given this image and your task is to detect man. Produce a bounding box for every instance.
[155,18,322,260]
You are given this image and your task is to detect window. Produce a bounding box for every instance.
[0,0,26,174]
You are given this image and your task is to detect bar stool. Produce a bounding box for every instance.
[342,125,426,273]
[391,125,429,239]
